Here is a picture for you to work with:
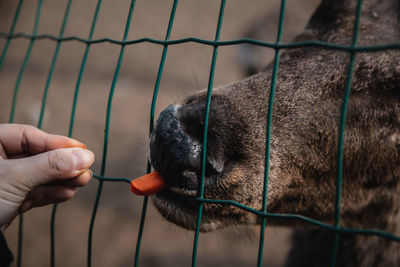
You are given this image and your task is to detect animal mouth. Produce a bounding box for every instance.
[151,162,235,231]
[158,161,234,195]
[168,170,199,197]
[169,185,197,197]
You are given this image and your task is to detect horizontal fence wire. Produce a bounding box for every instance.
[2,32,400,52]
[0,0,400,267]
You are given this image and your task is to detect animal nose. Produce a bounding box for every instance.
[150,105,202,188]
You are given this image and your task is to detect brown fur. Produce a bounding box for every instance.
[150,0,400,266]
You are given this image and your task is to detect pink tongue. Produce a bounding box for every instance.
[130,171,165,196]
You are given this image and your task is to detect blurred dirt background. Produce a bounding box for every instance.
[0,0,318,266]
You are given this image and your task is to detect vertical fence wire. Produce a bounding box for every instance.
[87,1,137,266]
[36,1,75,265]
[48,0,104,266]
[67,0,103,138]
[6,1,43,266]
[9,0,42,123]
[134,1,179,266]
[0,0,24,70]
[37,0,74,129]
[257,1,286,266]
[191,1,226,266]
[331,0,363,266]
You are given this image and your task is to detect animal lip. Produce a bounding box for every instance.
[158,161,235,196]
[167,167,216,197]
[162,168,215,196]
[165,168,198,196]
[169,186,197,196]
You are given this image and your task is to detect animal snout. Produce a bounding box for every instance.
[150,104,224,191]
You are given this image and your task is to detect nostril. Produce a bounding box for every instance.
[211,159,224,173]
[205,159,222,176]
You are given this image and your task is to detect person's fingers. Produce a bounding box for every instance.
[18,185,77,214]
[17,171,92,214]
[7,147,94,190]
[47,169,93,187]
[0,124,86,157]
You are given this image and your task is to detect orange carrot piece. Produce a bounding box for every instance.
[130,171,165,196]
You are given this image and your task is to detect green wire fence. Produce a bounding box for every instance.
[1,0,400,266]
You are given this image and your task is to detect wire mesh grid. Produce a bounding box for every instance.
[1,0,400,266]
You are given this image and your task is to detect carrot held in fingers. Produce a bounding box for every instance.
[131,171,165,195]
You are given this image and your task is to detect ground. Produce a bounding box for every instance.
[0,0,318,266]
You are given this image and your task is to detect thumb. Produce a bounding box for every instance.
[12,148,94,190]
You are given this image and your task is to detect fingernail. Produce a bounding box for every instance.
[70,139,87,149]
[72,149,94,170]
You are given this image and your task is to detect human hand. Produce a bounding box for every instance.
[0,124,94,228]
